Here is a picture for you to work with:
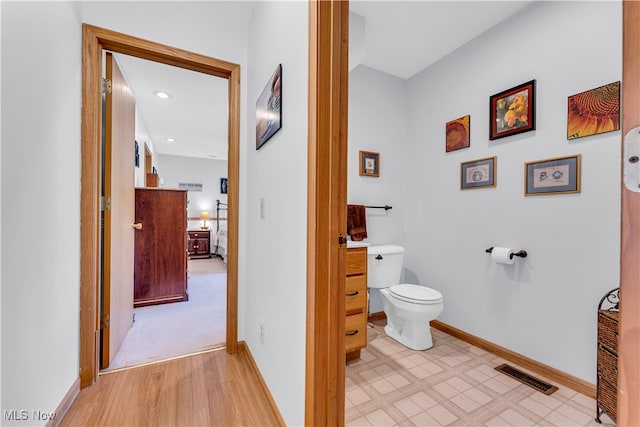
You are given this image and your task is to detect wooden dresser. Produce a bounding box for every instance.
[596,288,619,424]
[134,188,188,307]
[187,230,211,259]
[346,247,368,361]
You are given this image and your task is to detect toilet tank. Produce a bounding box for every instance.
[367,245,405,289]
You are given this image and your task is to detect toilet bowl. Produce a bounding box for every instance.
[368,245,444,350]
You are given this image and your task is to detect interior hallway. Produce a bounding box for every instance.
[61,347,283,426]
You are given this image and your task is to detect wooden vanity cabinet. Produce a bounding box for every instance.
[346,247,368,361]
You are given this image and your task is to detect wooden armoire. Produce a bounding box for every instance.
[134,188,188,307]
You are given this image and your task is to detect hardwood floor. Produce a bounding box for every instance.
[61,347,283,426]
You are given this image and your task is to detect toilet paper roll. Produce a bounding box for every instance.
[491,247,515,265]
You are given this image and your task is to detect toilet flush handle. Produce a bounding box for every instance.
[375,254,383,260]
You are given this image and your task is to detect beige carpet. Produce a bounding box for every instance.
[104,256,227,371]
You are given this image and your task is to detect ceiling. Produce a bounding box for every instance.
[115,1,532,162]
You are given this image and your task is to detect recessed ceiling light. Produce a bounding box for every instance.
[165,137,176,143]
[154,91,172,99]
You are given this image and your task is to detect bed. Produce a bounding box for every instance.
[215,200,228,264]
[215,222,227,264]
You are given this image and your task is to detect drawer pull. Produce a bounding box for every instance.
[346,291,359,297]
[346,330,359,336]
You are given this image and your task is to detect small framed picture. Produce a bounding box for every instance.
[446,115,470,152]
[490,80,536,140]
[525,154,581,196]
[461,156,496,190]
[220,177,228,194]
[359,150,380,177]
[567,81,620,140]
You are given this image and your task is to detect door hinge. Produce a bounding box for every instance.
[338,234,347,246]
[100,314,110,329]
[102,78,112,94]
[102,196,112,211]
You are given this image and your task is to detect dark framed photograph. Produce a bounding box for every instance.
[461,156,496,190]
[359,150,380,177]
[567,81,620,140]
[525,154,581,196]
[256,64,282,150]
[220,178,228,194]
[446,115,470,152]
[489,80,536,140]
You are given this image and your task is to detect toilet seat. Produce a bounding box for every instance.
[389,284,442,305]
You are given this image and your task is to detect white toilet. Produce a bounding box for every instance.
[368,245,443,350]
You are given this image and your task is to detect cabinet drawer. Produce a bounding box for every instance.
[346,248,367,276]
[346,275,367,315]
[597,345,618,385]
[598,375,617,422]
[598,311,619,353]
[345,312,367,352]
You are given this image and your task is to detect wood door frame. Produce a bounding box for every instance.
[306,1,349,425]
[80,23,240,387]
[619,2,639,425]
[144,143,152,186]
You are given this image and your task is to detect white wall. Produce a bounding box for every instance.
[134,105,157,188]
[0,0,4,414]
[156,153,228,230]
[348,65,408,312]
[1,2,83,424]
[246,2,308,424]
[401,1,621,383]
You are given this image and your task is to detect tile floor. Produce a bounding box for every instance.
[346,321,616,427]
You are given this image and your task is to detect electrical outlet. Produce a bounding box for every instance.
[259,319,265,343]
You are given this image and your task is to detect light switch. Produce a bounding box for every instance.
[260,197,265,219]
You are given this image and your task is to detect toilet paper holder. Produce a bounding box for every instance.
[485,247,528,259]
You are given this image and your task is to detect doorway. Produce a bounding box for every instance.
[99,52,230,371]
[80,23,240,387]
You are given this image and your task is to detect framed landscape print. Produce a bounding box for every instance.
[567,81,620,140]
[490,80,536,140]
[461,156,496,190]
[525,154,581,196]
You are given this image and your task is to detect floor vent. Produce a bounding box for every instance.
[494,364,559,395]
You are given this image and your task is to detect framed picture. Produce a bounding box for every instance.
[256,64,282,150]
[446,115,470,152]
[461,156,496,190]
[489,80,536,140]
[525,154,581,196]
[220,178,228,194]
[359,150,380,177]
[567,81,620,140]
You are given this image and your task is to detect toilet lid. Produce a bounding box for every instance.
[389,284,442,304]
